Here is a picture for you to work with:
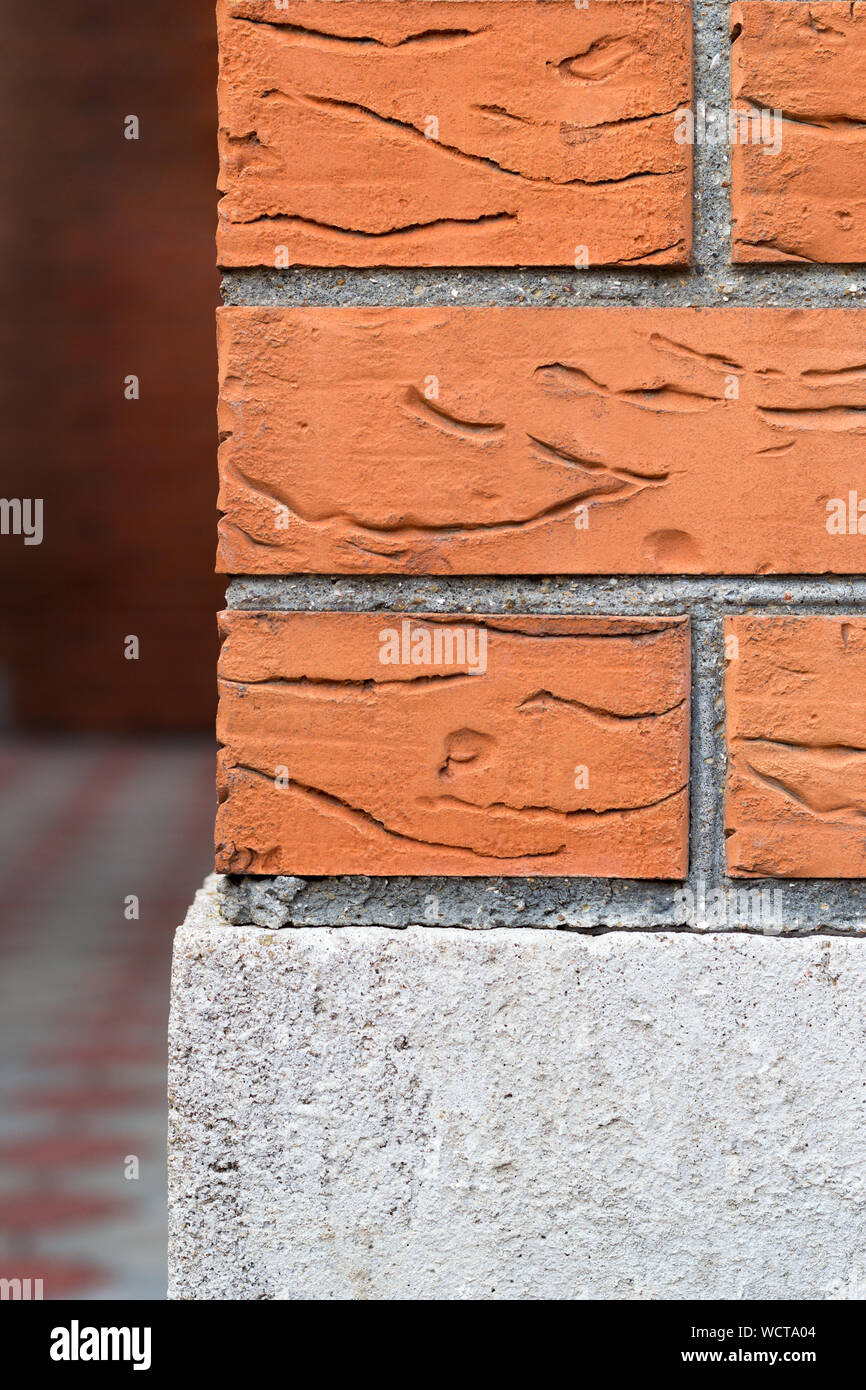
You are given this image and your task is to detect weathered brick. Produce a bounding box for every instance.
[726,616,866,877]
[217,0,692,267]
[731,2,866,263]
[216,611,690,878]
[217,306,866,575]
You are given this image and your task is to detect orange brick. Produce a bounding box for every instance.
[731,2,866,262]
[216,611,690,878]
[726,616,866,877]
[217,0,692,267]
[217,306,866,575]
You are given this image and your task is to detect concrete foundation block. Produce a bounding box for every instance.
[168,878,866,1300]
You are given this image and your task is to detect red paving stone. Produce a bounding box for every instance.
[0,748,144,907]
[0,1136,150,1169]
[10,1087,161,1113]
[0,1193,125,1234]
[0,1262,109,1297]
[0,739,215,1297]
[56,1009,162,1027]
[35,1044,164,1065]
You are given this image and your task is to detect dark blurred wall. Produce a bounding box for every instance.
[0,0,222,730]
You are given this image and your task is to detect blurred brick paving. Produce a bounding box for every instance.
[0,739,214,1299]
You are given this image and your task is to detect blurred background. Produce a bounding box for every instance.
[0,0,221,1296]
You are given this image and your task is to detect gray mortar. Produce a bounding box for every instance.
[218,3,866,935]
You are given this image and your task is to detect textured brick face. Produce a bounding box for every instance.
[217,0,692,267]
[731,2,866,262]
[726,616,866,877]
[216,612,690,878]
[218,306,866,575]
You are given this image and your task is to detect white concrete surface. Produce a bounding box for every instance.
[168,878,866,1300]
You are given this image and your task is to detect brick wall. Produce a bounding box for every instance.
[215,0,866,925]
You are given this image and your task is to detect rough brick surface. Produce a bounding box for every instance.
[217,0,692,267]
[726,616,866,877]
[217,306,866,575]
[169,884,866,1300]
[215,611,690,878]
[731,2,866,263]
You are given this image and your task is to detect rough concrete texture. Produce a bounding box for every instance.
[216,611,690,878]
[217,0,692,267]
[731,2,866,263]
[169,879,866,1300]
